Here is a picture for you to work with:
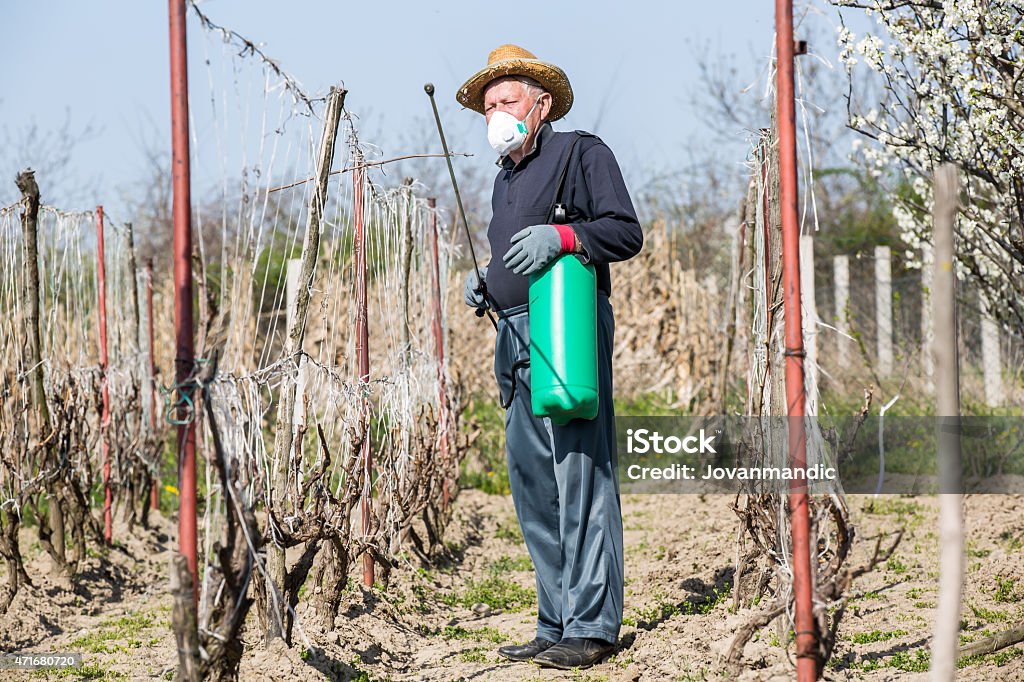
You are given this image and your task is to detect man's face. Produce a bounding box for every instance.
[483,78,550,129]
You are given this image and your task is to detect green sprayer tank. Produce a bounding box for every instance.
[528,254,599,425]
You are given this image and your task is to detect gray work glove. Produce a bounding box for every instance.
[503,224,563,276]
[463,265,488,309]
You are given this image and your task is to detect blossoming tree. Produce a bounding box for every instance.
[834,0,1024,333]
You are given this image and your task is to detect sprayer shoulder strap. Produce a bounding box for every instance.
[545,132,587,224]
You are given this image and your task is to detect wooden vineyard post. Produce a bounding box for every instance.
[124,222,144,524]
[833,255,850,370]
[427,198,451,511]
[799,234,817,411]
[353,159,373,588]
[125,222,143,385]
[930,164,963,681]
[96,206,113,544]
[875,245,893,377]
[146,260,159,511]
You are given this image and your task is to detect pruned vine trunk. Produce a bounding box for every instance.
[266,85,346,645]
[17,169,67,572]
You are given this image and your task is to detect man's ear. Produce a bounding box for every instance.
[539,91,553,121]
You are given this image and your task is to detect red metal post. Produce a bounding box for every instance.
[775,1,818,678]
[96,206,112,544]
[146,260,159,511]
[354,164,374,587]
[427,198,451,511]
[168,0,198,596]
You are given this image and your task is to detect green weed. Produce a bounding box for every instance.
[346,655,372,681]
[458,645,491,663]
[854,648,930,673]
[848,628,907,644]
[570,669,609,682]
[623,587,729,628]
[998,530,1023,552]
[888,649,930,672]
[441,576,533,612]
[864,498,922,518]
[440,625,505,643]
[849,590,882,603]
[68,611,158,654]
[682,587,729,615]
[489,555,533,574]
[968,602,1010,623]
[494,519,523,543]
[993,576,1021,603]
[32,663,127,680]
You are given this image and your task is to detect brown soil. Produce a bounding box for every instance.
[2,491,1023,681]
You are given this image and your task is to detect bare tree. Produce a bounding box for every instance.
[687,14,899,261]
[0,105,99,206]
[393,108,493,269]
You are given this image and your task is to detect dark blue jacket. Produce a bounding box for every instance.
[484,122,643,310]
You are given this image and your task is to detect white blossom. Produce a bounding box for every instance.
[835,0,1024,329]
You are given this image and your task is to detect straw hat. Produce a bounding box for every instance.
[457,44,573,121]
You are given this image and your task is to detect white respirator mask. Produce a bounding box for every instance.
[487,97,541,156]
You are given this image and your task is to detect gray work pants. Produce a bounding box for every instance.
[493,294,624,644]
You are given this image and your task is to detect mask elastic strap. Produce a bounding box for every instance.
[520,96,541,132]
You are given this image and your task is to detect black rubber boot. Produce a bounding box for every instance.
[532,637,615,669]
[496,637,557,662]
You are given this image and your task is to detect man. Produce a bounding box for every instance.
[457,45,643,670]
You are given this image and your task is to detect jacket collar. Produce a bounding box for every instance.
[498,121,554,170]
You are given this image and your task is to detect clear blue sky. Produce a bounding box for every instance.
[1,1,854,215]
